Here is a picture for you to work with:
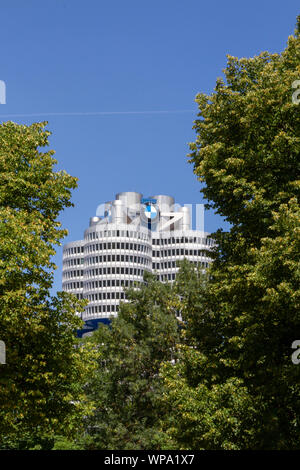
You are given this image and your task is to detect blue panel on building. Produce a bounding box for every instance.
[77,318,111,338]
[141,198,157,204]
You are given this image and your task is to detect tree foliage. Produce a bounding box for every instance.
[160,17,300,449]
[0,121,94,448]
[82,271,181,450]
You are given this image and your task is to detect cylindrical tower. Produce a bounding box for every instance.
[111,199,126,224]
[178,206,191,230]
[116,191,142,207]
[62,191,215,332]
[62,240,85,311]
[89,216,100,226]
[150,194,175,233]
[150,194,174,213]
[82,224,152,321]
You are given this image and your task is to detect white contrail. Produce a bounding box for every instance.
[0,109,195,118]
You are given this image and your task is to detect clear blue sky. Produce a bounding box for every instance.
[0,0,299,295]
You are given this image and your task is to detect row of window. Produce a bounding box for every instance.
[63,258,84,268]
[85,304,119,314]
[65,282,83,290]
[63,248,210,268]
[153,249,209,257]
[86,291,126,301]
[87,255,150,266]
[64,246,84,256]
[153,261,209,270]
[63,260,210,281]
[86,230,149,241]
[85,278,143,290]
[63,252,150,268]
[86,242,150,253]
[63,259,209,281]
[152,237,214,246]
[64,277,143,291]
[63,270,84,279]
[64,235,215,257]
[86,267,145,278]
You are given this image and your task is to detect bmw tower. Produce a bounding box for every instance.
[62,192,214,335]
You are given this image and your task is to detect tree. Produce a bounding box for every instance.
[160,17,300,449]
[188,17,300,245]
[0,121,94,448]
[82,271,181,450]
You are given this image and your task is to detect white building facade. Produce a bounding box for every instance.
[62,192,214,329]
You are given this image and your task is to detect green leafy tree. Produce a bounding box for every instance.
[82,271,181,450]
[0,121,95,448]
[160,18,300,449]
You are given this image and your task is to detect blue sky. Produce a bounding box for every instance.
[0,0,299,295]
